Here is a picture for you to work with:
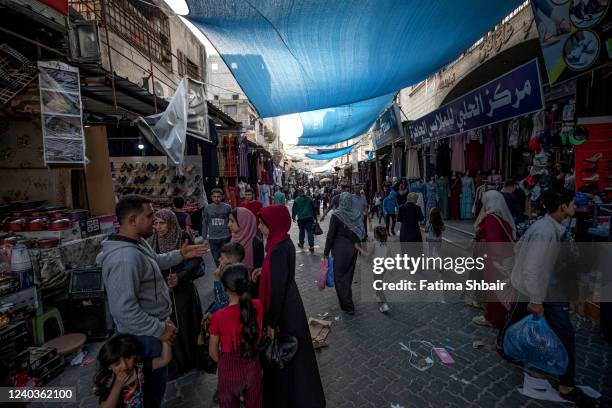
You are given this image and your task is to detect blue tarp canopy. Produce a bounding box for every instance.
[186,0,522,145]
[316,142,358,154]
[306,144,354,160]
[297,93,394,146]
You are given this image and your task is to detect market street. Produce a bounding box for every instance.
[39,202,611,408]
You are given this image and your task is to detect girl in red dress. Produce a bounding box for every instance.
[209,264,264,408]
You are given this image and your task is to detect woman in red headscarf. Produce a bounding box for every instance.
[228,207,264,271]
[254,205,326,408]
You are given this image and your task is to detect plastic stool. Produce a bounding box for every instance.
[44,333,86,357]
[32,307,64,345]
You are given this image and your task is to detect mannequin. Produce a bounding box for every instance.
[425,176,439,219]
[460,172,475,219]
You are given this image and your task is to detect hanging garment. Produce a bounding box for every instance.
[435,139,451,177]
[460,176,474,219]
[483,127,497,171]
[436,177,449,219]
[217,135,226,175]
[265,160,275,185]
[425,182,438,219]
[406,148,420,179]
[256,154,264,182]
[449,176,462,220]
[392,147,403,179]
[239,137,249,178]
[466,131,482,173]
[260,184,271,207]
[224,135,238,177]
[451,134,466,173]
[507,118,520,148]
[274,166,283,186]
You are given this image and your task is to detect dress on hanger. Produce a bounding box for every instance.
[466,130,482,173]
[224,135,238,177]
[483,127,497,171]
[435,140,451,177]
[217,135,226,175]
[449,176,462,220]
[451,135,466,173]
[460,176,474,219]
[406,149,420,179]
[239,137,249,178]
[436,177,449,219]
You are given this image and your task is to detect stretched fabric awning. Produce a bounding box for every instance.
[185,0,522,119]
[297,93,394,146]
[306,144,354,160]
[317,142,358,154]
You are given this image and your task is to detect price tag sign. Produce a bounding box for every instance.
[79,218,101,238]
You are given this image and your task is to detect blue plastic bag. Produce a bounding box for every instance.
[503,314,568,376]
[326,256,335,288]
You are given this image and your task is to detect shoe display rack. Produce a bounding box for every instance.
[110,156,204,204]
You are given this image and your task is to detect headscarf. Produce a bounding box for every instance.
[258,205,291,312]
[334,192,365,240]
[150,209,182,253]
[480,190,516,240]
[406,192,418,204]
[231,207,258,271]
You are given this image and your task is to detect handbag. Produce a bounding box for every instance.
[313,220,323,235]
[260,329,298,369]
[196,302,217,374]
[326,255,335,288]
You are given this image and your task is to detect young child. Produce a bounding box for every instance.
[355,226,390,313]
[209,264,264,408]
[211,242,245,313]
[95,334,172,408]
[425,207,444,258]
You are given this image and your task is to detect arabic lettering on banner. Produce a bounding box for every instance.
[531,0,611,85]
[408,59,544,147]
[372,103,404,150]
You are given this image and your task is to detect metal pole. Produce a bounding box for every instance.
[147,37,158,113]
[100,0,117,110]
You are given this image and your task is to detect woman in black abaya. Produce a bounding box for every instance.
[256,204,326,408]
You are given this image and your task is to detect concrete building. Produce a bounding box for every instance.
[206,54,265,139]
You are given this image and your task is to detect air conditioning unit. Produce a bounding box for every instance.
[68,21,101,63]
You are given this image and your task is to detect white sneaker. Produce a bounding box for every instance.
[379,303,390,313]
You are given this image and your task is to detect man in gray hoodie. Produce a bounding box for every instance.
[96,195,207,407]
[202,188,232,266]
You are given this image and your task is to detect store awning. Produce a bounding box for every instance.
[186,0,521,118]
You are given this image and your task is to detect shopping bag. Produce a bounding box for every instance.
[313,221,323,236]
[317,257,328,290]
[503,314,568,376]
[326,256,335,288]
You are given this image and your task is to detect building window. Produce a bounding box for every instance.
[211,63,218,71]
[177,49,200,79]
[69,0,172,69]
[225,104,237,115]
[232,94,239,100]
[213,95,219,100]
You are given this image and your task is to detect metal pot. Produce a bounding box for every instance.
[48,218,71,231]
[27,218,48,231]
[6,219,26,232]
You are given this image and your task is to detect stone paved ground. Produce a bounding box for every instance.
[38,202,611,407]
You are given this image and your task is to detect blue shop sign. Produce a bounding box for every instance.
[408,59,544,146]
[372,103,404,150]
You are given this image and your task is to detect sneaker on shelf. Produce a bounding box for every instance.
[379,303,390,313]
[472,315,495,327]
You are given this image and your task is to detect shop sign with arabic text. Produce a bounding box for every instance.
[408,59,544,146]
